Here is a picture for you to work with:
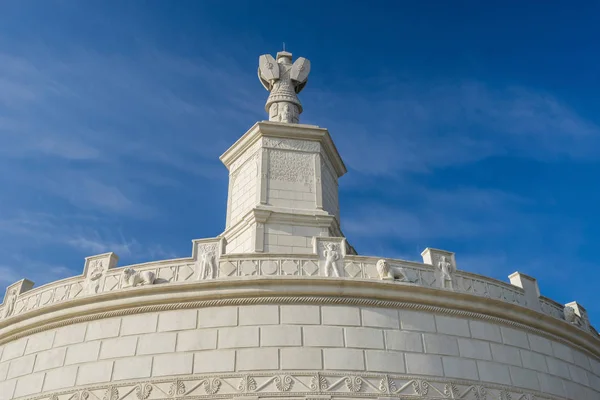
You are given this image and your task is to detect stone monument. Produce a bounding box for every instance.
[0,49,598,400]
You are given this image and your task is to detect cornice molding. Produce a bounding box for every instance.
[0,277,598,360]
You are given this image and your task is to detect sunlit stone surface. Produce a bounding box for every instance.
[0,50,598,400]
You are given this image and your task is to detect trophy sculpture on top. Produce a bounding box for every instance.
[258,50,311,124]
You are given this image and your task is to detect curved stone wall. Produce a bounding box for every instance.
[1,296,599,399]
[0,243,597,400]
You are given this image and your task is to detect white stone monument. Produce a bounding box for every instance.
[0,49,598,400]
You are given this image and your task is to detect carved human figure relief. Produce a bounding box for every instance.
[85,260,104,295]
[197,244,217,280]
[122,268,156,288]
[323,243,342,277]
[436,255,455,289]
[376,259,394,280]
[258,51,310,124]
[3,289,17,318]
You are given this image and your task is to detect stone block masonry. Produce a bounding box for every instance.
[0,304,598,399]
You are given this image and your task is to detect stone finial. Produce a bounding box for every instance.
[83,253,119,295]
[2,279,34,319]
[508,272,540,311]
[421,248,456,290]
[258,51,311,124]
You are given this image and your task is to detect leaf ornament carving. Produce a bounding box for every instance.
[168,380,185,397]
[444,382,460,398]
[378,375,397,393]
[344,376,363,392]
[135,384,152,400]
[274,375,294,392]
[203,378,222,395]
[238,376,257,392]
[309,374,329,391]
[103,387,119,400]
[499,390,512,400]
[472,385,487,400]
[412,379,429,396]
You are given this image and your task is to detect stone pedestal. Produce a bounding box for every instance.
[220,121,347,254]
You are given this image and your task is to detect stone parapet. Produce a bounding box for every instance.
[0,241,597,344]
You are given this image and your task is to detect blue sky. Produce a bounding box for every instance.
[1,1,599,322]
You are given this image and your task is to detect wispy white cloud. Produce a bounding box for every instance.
[344,185,528,240]
[310,82,600,175]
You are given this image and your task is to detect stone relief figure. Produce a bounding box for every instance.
[122,268,156,288]
[3,289,17,318]
[436,255,455,289]
[375,259,416,282]
[323,243,342,277]
[564,306,584,327]
[197,244,217,280]
[376,259,394,280]
[85,260,104,295]
[258,50,310,124]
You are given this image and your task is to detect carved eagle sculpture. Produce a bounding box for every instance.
[258,54,311,93]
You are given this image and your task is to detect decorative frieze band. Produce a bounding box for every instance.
[1,250,597,343]
[26,372,561,400]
